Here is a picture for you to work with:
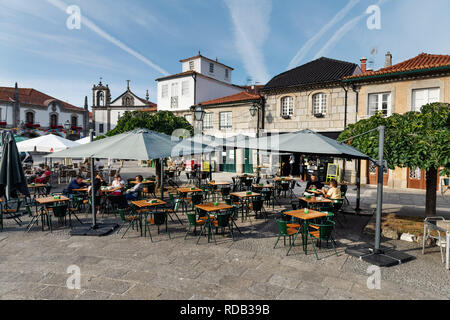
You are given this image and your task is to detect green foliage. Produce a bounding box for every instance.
[104,111,194,137]
[339,103,450,176]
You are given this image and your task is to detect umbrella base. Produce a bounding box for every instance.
[345,245,415,267]
[70,223,119,237]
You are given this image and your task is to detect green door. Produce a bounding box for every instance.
[244,148,253,174]
[220,149,236,173]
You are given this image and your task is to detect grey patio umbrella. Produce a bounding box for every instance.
[46,129,210,235]
[229,129,369,159]
[0,131,30,200]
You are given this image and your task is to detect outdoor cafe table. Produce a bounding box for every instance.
[35,196,70,217]
[28,183,47,198]
[230,191,260,222]
[130,180,154,184]
[131,199,167,236]
[195,202,233,243]
[283,208,328,256]
[252,184,275,209]
[299,196,333,209]
[209,181,231,186]
[306,189,324,195]
[273,177,293,182]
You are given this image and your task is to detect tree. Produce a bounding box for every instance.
[339,103,450,216]
[95,111,194,187]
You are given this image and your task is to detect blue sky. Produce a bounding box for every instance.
[1,0,450,108]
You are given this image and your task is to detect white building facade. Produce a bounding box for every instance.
[156,52,242,114]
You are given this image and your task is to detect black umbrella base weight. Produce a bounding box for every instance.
[345,245,415,267]
[70,223,119,237]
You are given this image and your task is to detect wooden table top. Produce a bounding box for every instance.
[209,182,231,186]
[102,186,122,193]
[130,180,154,184]
[273,177,293,182]
[299,196,333,204]
[72,188,89,192]
[252,184,274,189]
[306,189,323,195]
[178,187,202,193]
[231,192,261,198]
[132,199,166,208]
[36,196,70,204]
[195,203,233,212]
[283,209,327,220]
[28,184,47,188]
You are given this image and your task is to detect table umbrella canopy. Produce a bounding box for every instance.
[0,131,30,200]
[46,128,211,161]
[229,129,369,159]
[17,134,80,153]
[76,136,94,145]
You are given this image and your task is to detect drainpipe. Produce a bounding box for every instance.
[191,73,197,106]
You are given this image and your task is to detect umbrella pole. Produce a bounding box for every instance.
[374,126,385,252]
[160,158,164,200]
[209,152,212,181]
[89,130,96,228]
[355,159,361,213]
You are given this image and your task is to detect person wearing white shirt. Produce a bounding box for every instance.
[94,158,104,170]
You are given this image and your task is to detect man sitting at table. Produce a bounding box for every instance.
[125,175,143,201]
[304,175,323,192]
[64,176,88,197]
[321,179,342,200]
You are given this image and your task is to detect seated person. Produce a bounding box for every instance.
[125,175,143,201]
[90,173,107,213]
[65,176,88,197]
[34,165,51,184]
[94,158,104,170]
[322,179,342,200]
[109,174,126,195]
[305,175,324,192]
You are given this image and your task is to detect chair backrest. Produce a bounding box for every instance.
[255,177,261,185]
[318,223,334,240]
[221,187,231,197]
[191,194,203,205]
[281,182,290,191]
[153,212,167,226]
[186,213,197,226]
[280,210,292,222]
[49,204,68,218]
[291,200,299,210]
[276,219,288,235]
[251,198,263,211]
[216,212,231,228]
[340,184,348,196]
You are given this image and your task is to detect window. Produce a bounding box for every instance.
[412,88,439,111]
[281,96,293,117]
[161,84,168,98]
[225,69,229,79]
[96,91,105,106]
[26,112,34,124]
[171,83,179,109]
[50,114,58,127]
[99,124,104,134]
[368,93,391,116]
[219,112,232,130]
[209,63,214,73]
[182,81,189,96]
[313,93,327,115]
[409,167,421,180]
[71,116,77,127]
[203,112,213,129]
[189,61,195,70]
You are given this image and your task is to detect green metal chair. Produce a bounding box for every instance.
[145,211,170,242]
[212,212,234,241]
[46,203,69,230]
[184,211,206,241]
[274,219,299,249]
[117,208,140,238]
[307,221,338,260]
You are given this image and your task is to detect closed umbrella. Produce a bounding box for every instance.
[0,131,30,200]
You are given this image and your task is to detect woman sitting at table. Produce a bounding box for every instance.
[34,165,51,184]
[109,174,126,195]
[321,179,342,200]
[125,175,143,201]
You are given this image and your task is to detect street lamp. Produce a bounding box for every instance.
[193,104,205,122]
[249,103,262,177]
[249,104,259,117]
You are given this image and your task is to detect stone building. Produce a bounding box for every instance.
[343,52,450,190]
[0,83,89,139]
[91,80,156,135]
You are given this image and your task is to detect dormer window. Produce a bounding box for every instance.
[225,69,229,79]
[189,61,195,70]
[209,63,214,73]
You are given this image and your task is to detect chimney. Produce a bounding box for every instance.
[84,96,88,110]
[385,51,392,68]
[360,58,367,73]
[146,90,149,102]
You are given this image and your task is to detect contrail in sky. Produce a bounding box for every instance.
[288,0,360,69]
[46,0,169,76]
[314,0,390,59]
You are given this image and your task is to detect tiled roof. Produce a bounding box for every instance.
[155,70,197,82]
[345,53,450,80]
[0,87,85,112]
[263,57,360,91]
[200,91,260,106]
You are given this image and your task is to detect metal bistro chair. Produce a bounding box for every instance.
[423,217,449,268]
[307,221,338,260]
[46,203,69,230]
[340,184,350,206]
[212,211,235,241]
[145,211,170,242]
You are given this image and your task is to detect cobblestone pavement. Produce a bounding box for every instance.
[1,162,448,300]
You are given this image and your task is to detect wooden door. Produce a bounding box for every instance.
[407,168,440,191]
[368,161,388,186]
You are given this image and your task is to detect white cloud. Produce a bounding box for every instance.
[288,0,360,69]
[224,0,272,84]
